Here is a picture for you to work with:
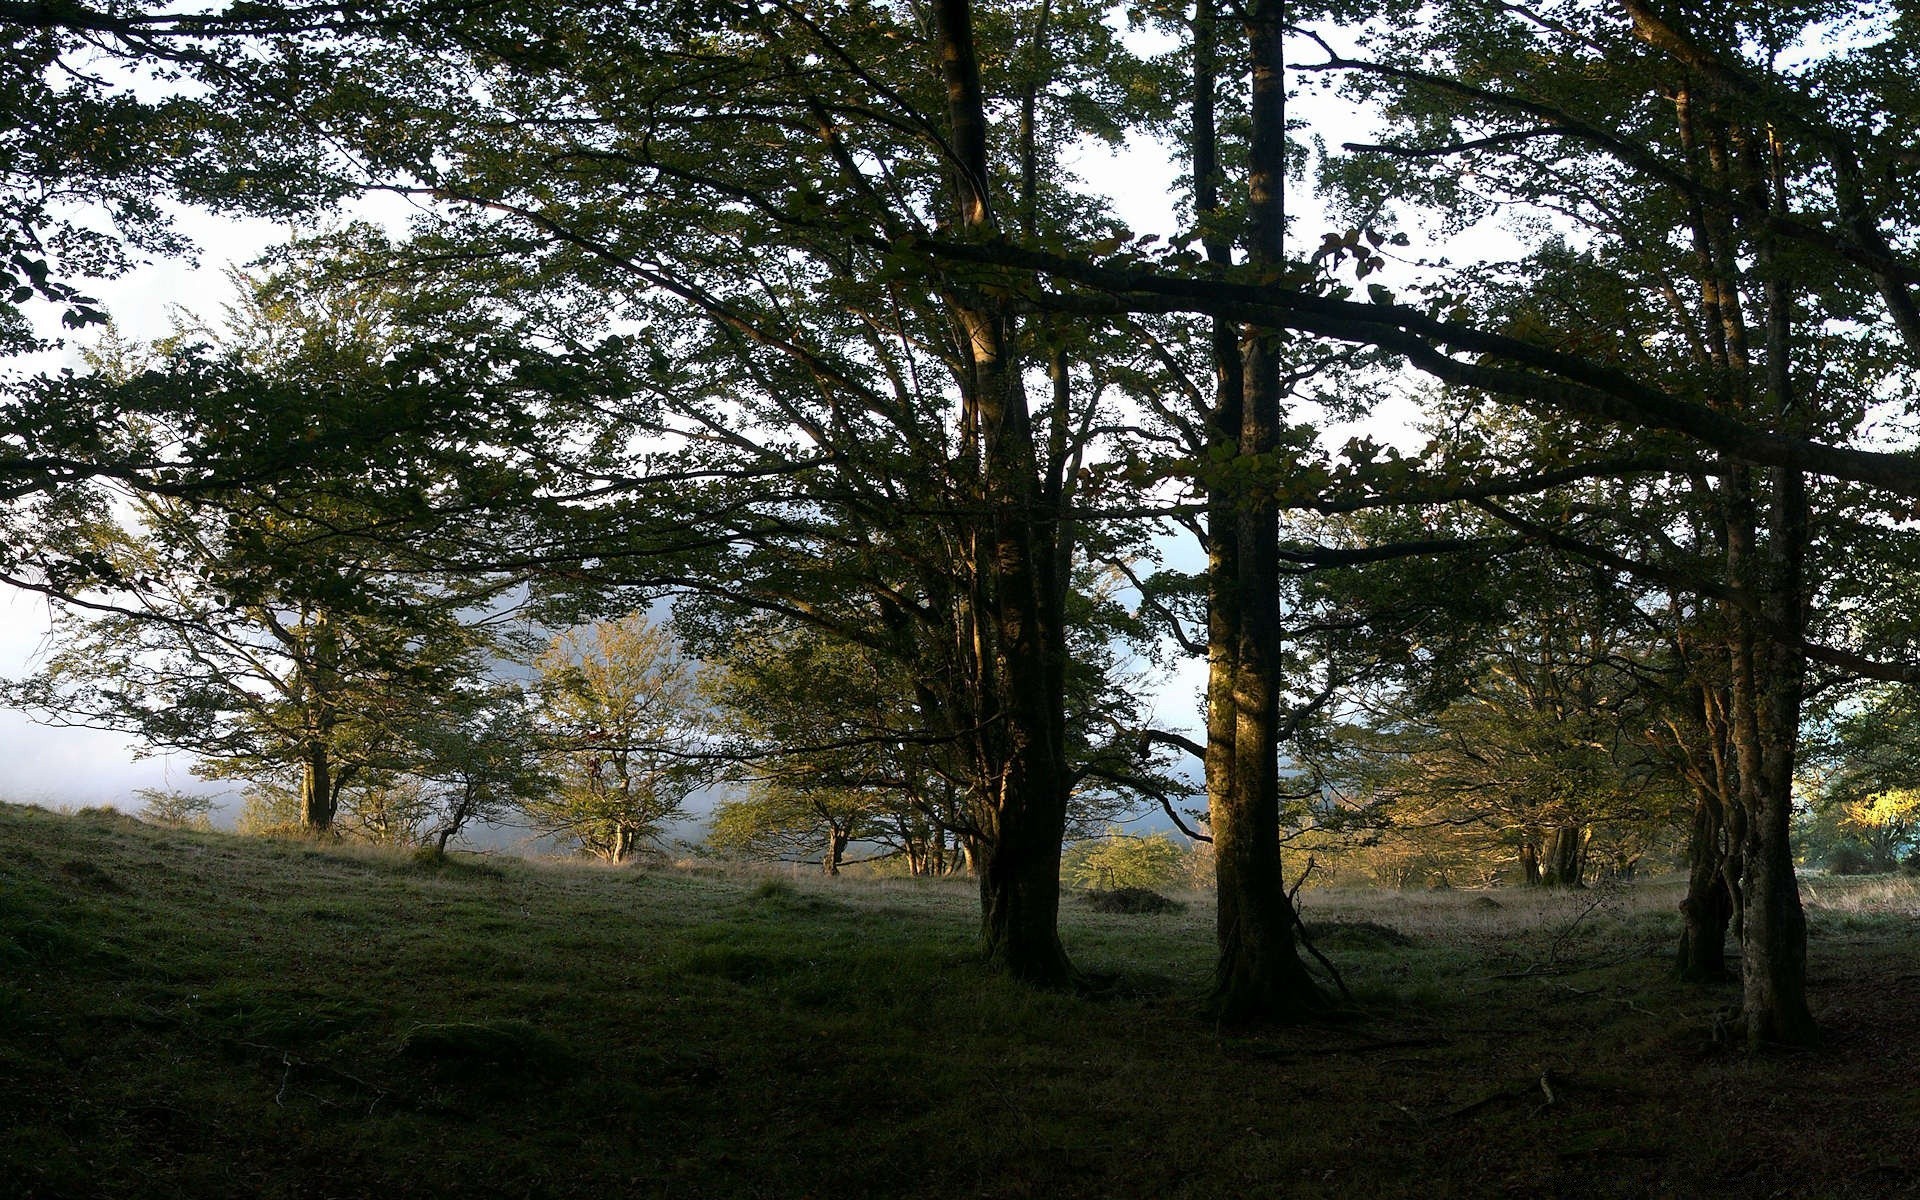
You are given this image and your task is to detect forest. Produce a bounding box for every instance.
[6,0,1920,1192]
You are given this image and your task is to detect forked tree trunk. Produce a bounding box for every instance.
[1676,785,1733,981]
[609,822,635,865]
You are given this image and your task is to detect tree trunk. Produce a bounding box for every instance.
[977,809,1071,984]
[1541,823,1585,888]
[1205,0,1323,1023]
[1738,473,1816,1045]
[933,0,1075,987]
[299,741,336,830]
[1676,784,1732,981]
[824,827,848,876]
[1519,839,1541,886]
[1725,127,1818,1045]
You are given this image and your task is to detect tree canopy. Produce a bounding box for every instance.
[13,0,1920,1047]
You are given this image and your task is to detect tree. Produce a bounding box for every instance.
[522,614,713,864]
[280,0,1178,980]
[1064,827,1189,892]
[134,787,215,830]
[24,0,1920,1045]
[1335,589,1689,889]
[701,624,965,876]
[6,247,530,830]
[409,683,550,857]
[1836,790,1920,871]
[1270,0,1920,1044]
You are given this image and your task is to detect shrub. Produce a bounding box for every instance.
[234,784,303,837]
[134,788,216,830]
[1083,887,1184,915]
[1826,843,1874,876]
[1065,828,1189,892]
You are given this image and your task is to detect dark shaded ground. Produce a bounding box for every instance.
[3,802,1917,1198]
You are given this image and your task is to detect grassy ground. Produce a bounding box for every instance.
[3,802,1919,1199]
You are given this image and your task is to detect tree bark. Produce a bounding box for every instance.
[1676,784,1733,981]
[1205,0,1323,1023]
[299,740,336,830]
[933,0,1074,986]
[1519,839,1541,886]
[1541,823,1585,888]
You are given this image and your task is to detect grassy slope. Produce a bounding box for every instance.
[3,803,1919,1199]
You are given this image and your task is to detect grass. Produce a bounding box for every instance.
[3,802,1919,1198]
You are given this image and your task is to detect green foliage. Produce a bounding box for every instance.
[1064,828,1189,892]
[521,613,712,863]
[1314,534,1690,888]
[132,788,215,831]
[700,624,970,874]
[6,245,530,833]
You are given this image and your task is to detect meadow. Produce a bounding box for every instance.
[3,801,1918,1198]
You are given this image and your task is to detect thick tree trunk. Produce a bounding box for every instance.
[1540,823,1585,888]
[824,827,848,876]
[977,802,1072,984]
[1205,0,1323,1023]
[1676,785,1733,981]
[299,742,336,830]
[933,0,1075,986]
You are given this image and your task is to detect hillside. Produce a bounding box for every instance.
[3,802,1918,1198]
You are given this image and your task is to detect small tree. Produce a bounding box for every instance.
[708,784,879,875]
[134,787,215,830]
[1065,828,1190,893]
[700,624,973,876]
[409,684,549,857]
[336,777,438,848]
[522,614,712,863]
[1838,790,1920,873]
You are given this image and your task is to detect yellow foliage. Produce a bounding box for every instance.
[1839,788,1920,835]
